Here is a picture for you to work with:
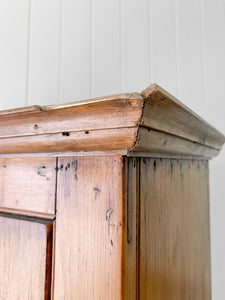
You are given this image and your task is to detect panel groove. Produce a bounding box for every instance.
[44,224,53,300]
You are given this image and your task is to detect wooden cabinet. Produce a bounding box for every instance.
[0,84,224,299]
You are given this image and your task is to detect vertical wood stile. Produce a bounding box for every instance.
[54,156,124,299]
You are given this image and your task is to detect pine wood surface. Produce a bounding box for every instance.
[133,127,219,158]
[0,150,128,158]
[54,156,124,299]
[139,158,211,299]
[0,105,42,116]
[0,216,48,299]
[0,157,56,215]
[0,83,223,157]
[0,83,222,299]
[141,83,225,149]
[0,156,214,299]
[0,98,143,138]
[0,207,55,220]
[0,127,138,154]
[122,157,139,300]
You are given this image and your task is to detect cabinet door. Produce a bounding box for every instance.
[0,215,53,300]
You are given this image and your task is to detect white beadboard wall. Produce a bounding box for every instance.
[0,0,225,298]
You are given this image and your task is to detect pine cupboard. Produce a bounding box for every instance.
[0,84,224,300]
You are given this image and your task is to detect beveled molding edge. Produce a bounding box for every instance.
[0,207,55,221]
[130,127,219,159]
[140,84,225,150]
[0,150,212,160]
[0,83,224,158]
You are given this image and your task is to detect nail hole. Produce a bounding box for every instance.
[62,132,70,136]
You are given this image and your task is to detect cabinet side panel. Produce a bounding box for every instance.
[54,156,124,299]
[140,158,211,299]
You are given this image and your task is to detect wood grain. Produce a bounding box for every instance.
[128,151,209,160]
[0,83,222,299]
[132,127,219,158]
[0,216,48,299]
[141,83,225,149]
[0,84,223,158]
[0,207,55,220]
[0,127,138,154]
[43,92,143,110]
[0,157,56,215]
[54,156,124,299]
[0,105,42,116]
[0,97,143,138]
[139,158,211,299]
[0,125,220,159]
[0,150,128,158]
[122,157,139,300]
[45,223,53,300]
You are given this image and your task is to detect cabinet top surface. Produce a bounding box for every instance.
[0,83,224,158]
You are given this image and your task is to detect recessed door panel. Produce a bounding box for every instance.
[0,216,53,300]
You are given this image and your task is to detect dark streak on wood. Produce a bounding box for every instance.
[0,211,55,224]
[171,161,173,175]
[127,160,132,244]
[93,187,101,193]
[136,158,140,300]
[45,224,53,300]
[55,157,59,215]
[153,160,157,171]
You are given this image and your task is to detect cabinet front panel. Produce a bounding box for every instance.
[54,156,124,299]
[0,157,56,215]
[0,216,51,300]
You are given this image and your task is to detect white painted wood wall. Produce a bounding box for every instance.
[0,0,225,298]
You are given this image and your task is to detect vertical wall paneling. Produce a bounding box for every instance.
[60,0,91,103]
[27,0,61,106]
[201,1,225,299]
[150,0,178,97]
[201,0,225,132]
[91,0,121,97]
[0,0,29,110]
[121,0,150,92]
[175,0,205,117]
